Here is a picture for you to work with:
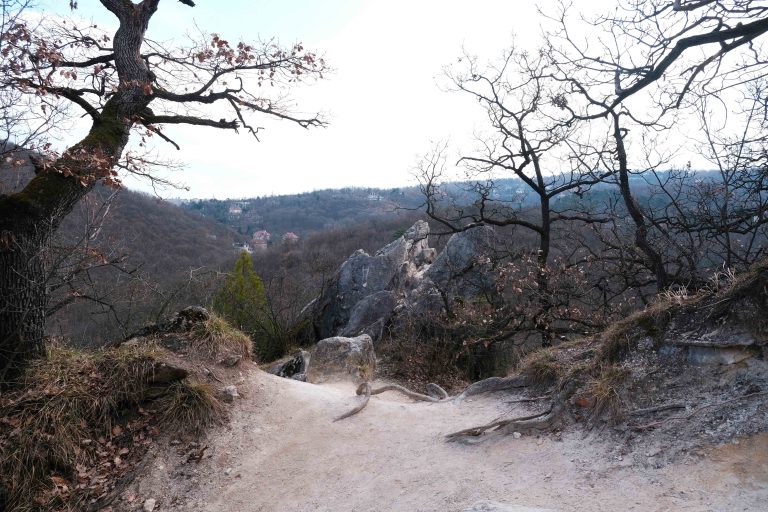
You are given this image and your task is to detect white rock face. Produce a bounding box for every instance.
[143,498,157,512]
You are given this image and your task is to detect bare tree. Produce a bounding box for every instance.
[417,47,615,345]
[541,0,768,291]
[0,0,326,384]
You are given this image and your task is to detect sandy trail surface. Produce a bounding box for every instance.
[130,368,768,512]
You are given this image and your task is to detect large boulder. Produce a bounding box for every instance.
[340,290,397,340]
[424,225,496,297]
[306,334,376,383]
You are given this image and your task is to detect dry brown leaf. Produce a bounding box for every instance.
[51,475,67,487]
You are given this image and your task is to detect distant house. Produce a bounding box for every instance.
[252,229,271,251]
[233,242,253,254]
[367,193,383,201]
[228,204,243,218]
[282,232,299,244]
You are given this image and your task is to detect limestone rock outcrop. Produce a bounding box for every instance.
[307,220,498,342]
[269,335,376,384]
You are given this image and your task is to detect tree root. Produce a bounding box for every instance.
[629,390,768,431]
[458,375,529,399]
[627,402,685,417]
[427,382,450,400]
[506,393,552,404]
[334,382,371,421]
[334,382,451,421]
[336,375,533,422]
[368,383,444,402]
[445,381,575,442]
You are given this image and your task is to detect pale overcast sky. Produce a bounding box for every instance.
[36,0,635,199]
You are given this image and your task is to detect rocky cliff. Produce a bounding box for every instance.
[308,220,498,342]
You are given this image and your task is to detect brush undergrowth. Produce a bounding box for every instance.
[0,339,224,512]
[513,297,676,424]
[585,364,631,423]
[514,262,768,425]
[518,348,562,387]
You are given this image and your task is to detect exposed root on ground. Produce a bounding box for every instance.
[334,375,536,424]
[458,376,529,398]
[334,382,451,421]
[334,383,372,421]
[426,382,450,400]
[368,383,447,402]
[629,390,768,432]
[506,393,552,404]
[446,381,575,442]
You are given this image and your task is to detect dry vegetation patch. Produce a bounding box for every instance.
[189,314,252,362]
[456,261,768,451]
[0,311,250,512]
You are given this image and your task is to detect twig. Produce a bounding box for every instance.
[202,365,224,383]
[85,457,151,511]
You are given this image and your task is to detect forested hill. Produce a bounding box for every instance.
[176,172,723,242]
[178,187,426,238]
[0,163,237,275]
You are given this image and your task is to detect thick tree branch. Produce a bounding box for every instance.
[144,114,238,130]
[44,86,101,121]
[613,15,768,104]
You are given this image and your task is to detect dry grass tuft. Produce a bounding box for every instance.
[154,381,224,434]
[0,341,221,511]
[518,348,563,387]
[190,314,252,361]
[0,344,163,510]
[597,301,671,363]
[585,364,631,423]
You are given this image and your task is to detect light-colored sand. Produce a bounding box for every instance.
[129,367,768,512]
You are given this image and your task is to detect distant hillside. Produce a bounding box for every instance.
[1,160,238,344]
[174,176,667,242]
[1,164,237,270]
[179,187,426,240]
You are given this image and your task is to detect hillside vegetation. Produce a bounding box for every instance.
[181,186,425,239]
[1,163,237,345]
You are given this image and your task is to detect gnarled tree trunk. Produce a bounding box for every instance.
[0,0,157,385]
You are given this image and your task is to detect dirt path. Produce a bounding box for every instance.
[129,366,768,512]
